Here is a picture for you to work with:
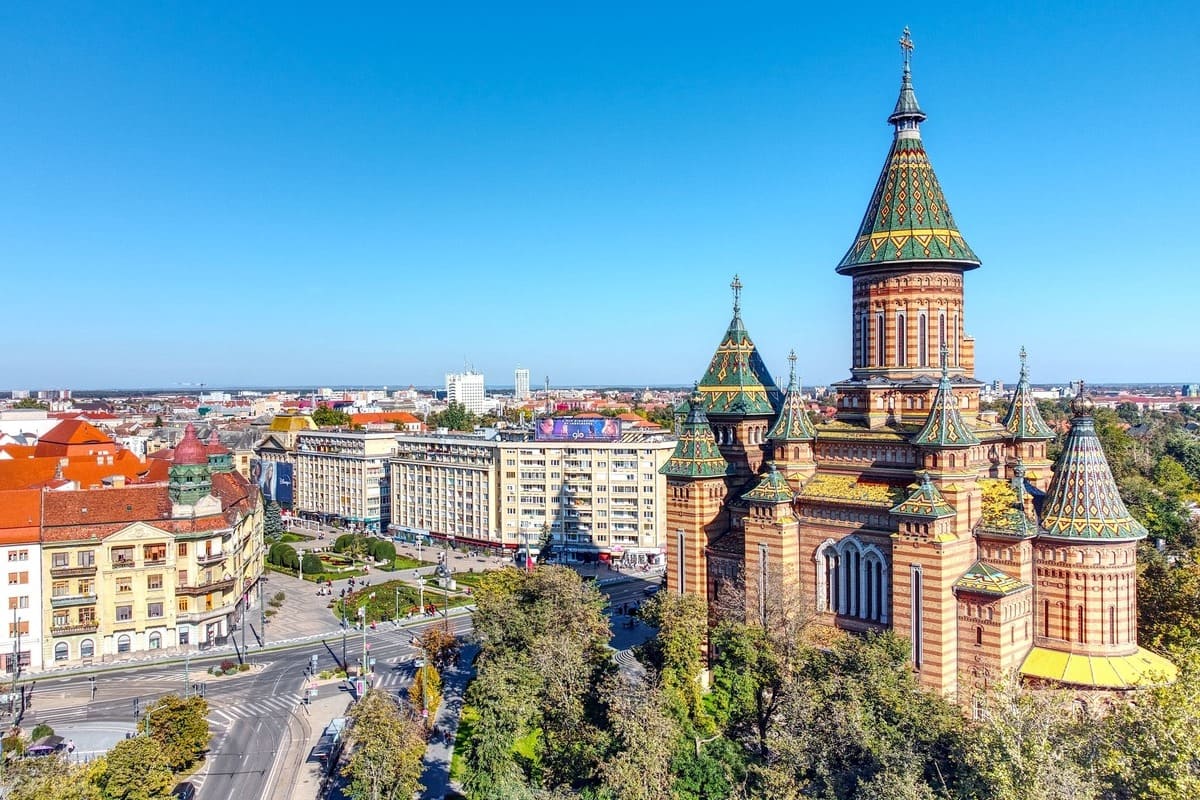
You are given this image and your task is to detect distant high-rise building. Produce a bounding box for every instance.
[514,368,531,401]
[1183,384,1200,398]
[445,371,486,415]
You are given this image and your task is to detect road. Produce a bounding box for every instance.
[23,613,475,800]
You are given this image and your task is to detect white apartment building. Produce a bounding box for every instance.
[445,371,486,415]
[0,490,43,673]
[514,368,531,401]
[390,425,676,564]
[294,430,397,532]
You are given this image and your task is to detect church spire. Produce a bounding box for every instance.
[1039,382,1147,540]
[888,27,926,133]
[1003,347,1055,439]
[767,350,816,442]
[696,276,783,416]
[911,346,980,447]
[661,385,731,479]
[837,29,979,274]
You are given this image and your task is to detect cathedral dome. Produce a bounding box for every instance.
[173,423,208,466]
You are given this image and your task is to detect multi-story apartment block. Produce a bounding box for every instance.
[39,424,262,665]
[445,371,486,415]
[293,430,396,532]
[514,368,530,401]
[390,423,676,564]
[1,490,43,672]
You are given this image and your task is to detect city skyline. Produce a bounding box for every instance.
[2,5,1196,387]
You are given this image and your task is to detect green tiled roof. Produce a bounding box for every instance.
[890,473,956,519]
[767,350,816,442]
[836,64,979,274]
[742,463,795,504]
[661,387,731,479]
[954,561,1029,597]
[697,276,782,417]
[911,359,980,447]
[1039,388,1147,540]
[1003,347,1055,440]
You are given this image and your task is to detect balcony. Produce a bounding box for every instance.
[50,593,98,609]
[50,564,97,579]
[196,551,227,566]
[176,577,236,597]
[112,558,136,570]
[51,622,99,636]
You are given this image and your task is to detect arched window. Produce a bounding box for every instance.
[918,313,928,366]
[149,632,162,650]
[975,626,983,646]
[117,634,131,654]
[875,312,885,367]
[952,312,960,365]
[859,313,869,368]
[911,564,924,668]
[1078,606,1086,644]
[938,312,947,354]
[80,639,95,659]
[54,642,69,662]
[896,313,907,366]
[1109,606,1116,645]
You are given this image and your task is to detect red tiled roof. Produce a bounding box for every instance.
[350,412,423,426]
[0,445,36,459]
[42,485,173,528]
[0,489,41,545]
[34,419,115,458]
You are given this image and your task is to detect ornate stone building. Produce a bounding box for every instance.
[663,35,1175,698]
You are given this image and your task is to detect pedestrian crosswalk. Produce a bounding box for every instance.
[207,693,303,726]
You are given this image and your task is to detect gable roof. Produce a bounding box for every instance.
[954,561,1029,597]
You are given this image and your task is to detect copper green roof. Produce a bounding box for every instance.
[954,561,1029,597]
[661,387,731,479]
[1003,347,1055,440]
[767,350,816,442]
[836,54,979,274]
[742,463,795,504]
[1039,386,1147,540]
[697,276,782,417]
[911,355,980,447]
[890,473,956,519]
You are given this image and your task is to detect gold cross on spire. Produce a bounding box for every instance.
[731,274,743,316]
[1019,346,1029,379]
[939,342,949,377]
[787,349,797,385]
[899,26,914,71]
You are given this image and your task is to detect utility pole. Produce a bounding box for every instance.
[359,607,367,676]
[10,609,21,720]
[183,649,191,697]
[258,578,267,648]
[393,587,399,623]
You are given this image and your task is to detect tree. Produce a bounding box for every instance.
[342,689,426,800]
[268,542,299,570]
[0,753,101,800]
[637,591,710,727]
[369,539,396,564]
[409,663,443,726]
[30,722,54,739]
[1117,401,1142,425]
[1139,550,1200,653]
[415,626,461,671]
[146,693,210,771]
[263,500,284,539]
[429,402,476,432]
[597,674,680,800]
[12,397,49,410]
[153,414,164,427]
[302,553,324,577]
[102,736,174,800]
[313,404,353,427]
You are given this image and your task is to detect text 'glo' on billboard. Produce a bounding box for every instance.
[535,417,621,441]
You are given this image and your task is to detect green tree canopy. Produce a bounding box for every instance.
[102,735,175,800]
[146,693,210,771]
[312,404,353,427]
[341,689,426,800]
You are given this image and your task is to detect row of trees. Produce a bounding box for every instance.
[1,694,209,800]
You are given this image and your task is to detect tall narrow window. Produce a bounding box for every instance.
[759,543,769,624]
[875,312,885,367]
[918,313,928,367]
[952,312,960,366]
[1043,600,1050,638]
[911,564,923,668]
[1078,605,1086,644]
[938,312,947,354]
[1109,606,1116,645]
[859,313,869,368]
[975,626,983,645]
[676,530,685,595]
[896,313,907,366]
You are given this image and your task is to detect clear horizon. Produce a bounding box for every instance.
[2,5,1196,388]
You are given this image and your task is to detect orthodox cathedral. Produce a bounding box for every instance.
[662,32,1175,697]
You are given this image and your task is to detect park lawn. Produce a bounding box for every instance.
[388,555,432,571]
[278,532,312,543]
[333,580,473,624]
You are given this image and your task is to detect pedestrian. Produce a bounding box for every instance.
[66,738,75,754]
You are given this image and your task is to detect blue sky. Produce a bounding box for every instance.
[2,2,1196,390]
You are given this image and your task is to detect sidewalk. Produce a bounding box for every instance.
[419,645,477,800]
[274,689,354,800]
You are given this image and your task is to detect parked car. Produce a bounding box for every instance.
[171,783,196,800]
[643,584,661,597]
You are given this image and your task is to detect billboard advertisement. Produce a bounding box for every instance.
[250,459,295,508]
[535,417,621,442]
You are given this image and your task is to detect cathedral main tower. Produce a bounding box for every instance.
[833,28,982,429]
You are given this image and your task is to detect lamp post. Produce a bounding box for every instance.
[358,606,367,676]
[394,586,400,623]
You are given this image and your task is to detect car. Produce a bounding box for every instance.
[171,783,196,800]
[643,585,661,597]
